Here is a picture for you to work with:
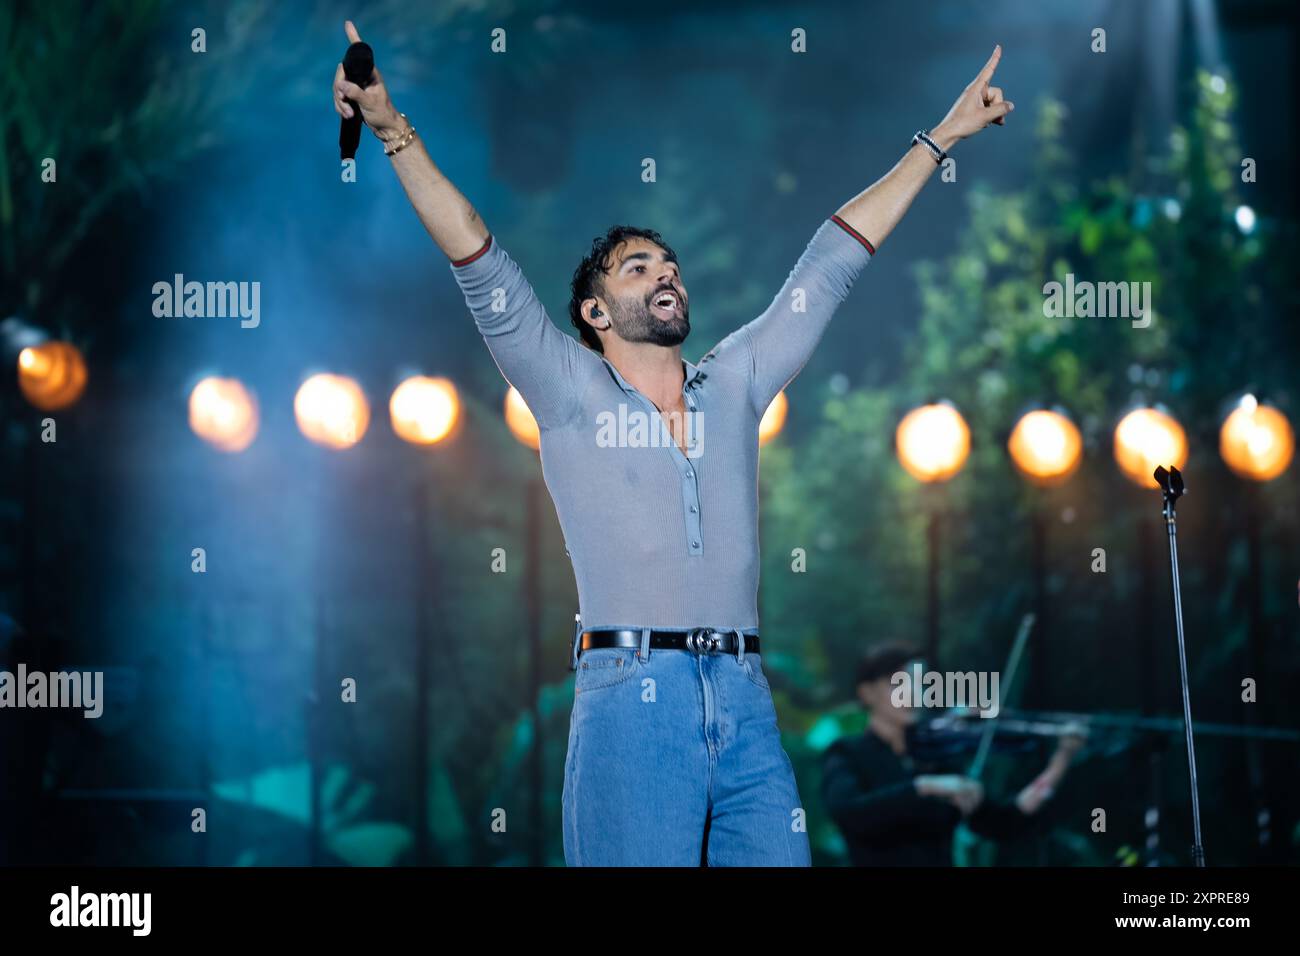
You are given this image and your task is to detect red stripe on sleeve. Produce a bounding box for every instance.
[451,235,493,267]
[829,215,876,256]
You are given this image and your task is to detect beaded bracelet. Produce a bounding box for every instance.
[911,128,947,165]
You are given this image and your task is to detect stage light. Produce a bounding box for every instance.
[1114,407,1188,488]
[504,386,540,450]
[1234,205,1256,235]
[759,391,788,446]
[1220,395,1293,481]
[294,373,370,449]
[390,376,460,446]
[17,341,87,410]
[896,402,970,483]
[1008,409,1083,486]
[189,377,258,452]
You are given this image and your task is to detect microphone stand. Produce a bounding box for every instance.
[1153,465,1206,866]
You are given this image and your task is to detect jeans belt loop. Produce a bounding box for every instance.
[570,612,583,671]
[638,627,651,662]
[734,628,746,664]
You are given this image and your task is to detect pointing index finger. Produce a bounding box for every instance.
[345,19,362,44]
[977,44,1002,86]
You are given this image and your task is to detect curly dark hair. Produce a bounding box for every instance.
[568,225,678,353]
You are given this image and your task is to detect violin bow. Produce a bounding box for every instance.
[998,709,1300,745]
[966,611,1036,781]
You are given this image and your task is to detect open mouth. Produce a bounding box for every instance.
[650,289,682,320]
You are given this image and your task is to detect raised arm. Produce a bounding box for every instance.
[702,46,1015,415]
[834,45,1013,248]
[332,20,593,428]
[448,235,593,429]
[332,20,487,262]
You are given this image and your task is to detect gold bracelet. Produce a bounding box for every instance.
[373,112,409,142]
[383,116,417,156]
[382,117,415,150]
[386,128,416,156]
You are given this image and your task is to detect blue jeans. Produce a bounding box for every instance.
[562,638,811,866]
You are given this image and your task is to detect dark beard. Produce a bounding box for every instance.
[607,292,690,347]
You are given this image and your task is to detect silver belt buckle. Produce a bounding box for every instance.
[686,627,721,654]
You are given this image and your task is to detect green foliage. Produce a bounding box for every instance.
[763,73,1298,865]
[0,1,270,325]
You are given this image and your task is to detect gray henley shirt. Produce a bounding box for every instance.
[450,215,873,632]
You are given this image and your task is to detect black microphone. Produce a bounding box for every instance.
[339,41,374,160]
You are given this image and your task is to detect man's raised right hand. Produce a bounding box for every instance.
[332,20,405,140]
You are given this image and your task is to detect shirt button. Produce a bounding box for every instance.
[691,540,700,548]
[689,504,698,513]
[686,469,694,479]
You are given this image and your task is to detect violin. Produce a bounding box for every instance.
[900,614,1300,774]
[906,707,1300,767]
[905,709,1077,764]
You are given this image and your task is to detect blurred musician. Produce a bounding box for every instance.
[821,641,1083,866]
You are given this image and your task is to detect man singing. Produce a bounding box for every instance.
[333,20,1014,866]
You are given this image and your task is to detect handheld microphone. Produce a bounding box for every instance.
[339,41,375,160]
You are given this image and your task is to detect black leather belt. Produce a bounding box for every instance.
[575,627,759,668]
